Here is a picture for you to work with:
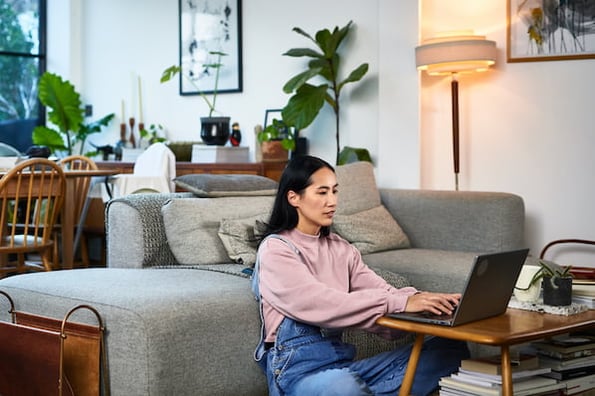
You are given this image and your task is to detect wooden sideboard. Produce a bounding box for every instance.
[95,160,287,182]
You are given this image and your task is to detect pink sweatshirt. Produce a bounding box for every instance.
[258,228,418,342]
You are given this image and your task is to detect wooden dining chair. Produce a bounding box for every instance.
[0,158,66,278]
[57,155,100,267]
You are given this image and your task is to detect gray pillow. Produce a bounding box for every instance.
[332,205,410,254]
[335,161,381,215]
[174,174,278,197]
[218,214,268,266]
[162,196,274,265]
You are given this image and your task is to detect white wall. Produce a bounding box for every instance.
[421,0,595,265]
[49,0,420,173]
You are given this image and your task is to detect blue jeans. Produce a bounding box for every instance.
[259,318,469,396]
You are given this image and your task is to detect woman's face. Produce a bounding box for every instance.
[288,167,338,235]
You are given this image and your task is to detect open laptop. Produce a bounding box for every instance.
[387,248,529,327]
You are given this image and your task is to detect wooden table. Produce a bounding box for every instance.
[61,170,117,269]
[376,308,595,396]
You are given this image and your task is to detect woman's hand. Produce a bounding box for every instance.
[404,292,461,315]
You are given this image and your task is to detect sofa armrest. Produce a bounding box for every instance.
[379,189,525,252]
[106,192,193,268]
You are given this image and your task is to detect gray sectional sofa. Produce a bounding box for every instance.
[0,162,530,395]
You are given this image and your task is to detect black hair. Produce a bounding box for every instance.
[261,155,335,239]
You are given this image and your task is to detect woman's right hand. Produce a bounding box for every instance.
[404,292,461,315]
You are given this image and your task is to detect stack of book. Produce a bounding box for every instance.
[531,334,595,395]
[571,267,595,308]
[439,353,565,395]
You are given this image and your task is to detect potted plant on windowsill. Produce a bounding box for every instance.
[160,51,230,145]
[261,21,370,164]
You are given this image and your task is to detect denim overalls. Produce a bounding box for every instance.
[252,235,469,396]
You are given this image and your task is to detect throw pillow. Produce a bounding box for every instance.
[218,214,268,266]
[333,161,410,253]
[162,196,274,265]
[332,205,410,254]
[335,161,381,215]
[174,174,278,197]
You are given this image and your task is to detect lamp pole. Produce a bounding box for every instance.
[451,73,460,191]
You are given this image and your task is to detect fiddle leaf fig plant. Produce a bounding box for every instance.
[32,72,115,156]
[263,20,369,163]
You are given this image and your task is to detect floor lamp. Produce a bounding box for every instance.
[415,32,497,190]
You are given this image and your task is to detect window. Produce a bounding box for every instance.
[0,0,46,153]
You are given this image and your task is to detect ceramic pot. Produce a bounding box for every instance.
[200,117,230,146]
[514,265,542,303]
[261,140,289,162]
[542,276,573,306]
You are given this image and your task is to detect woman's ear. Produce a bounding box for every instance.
[287,190,300,207]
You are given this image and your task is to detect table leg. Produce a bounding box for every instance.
[399,333,425,396]
[500,345,513,396]
[61,179,75,269]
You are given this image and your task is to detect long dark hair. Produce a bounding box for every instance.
[262,155,335,239]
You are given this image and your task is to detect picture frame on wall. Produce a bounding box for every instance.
[507,0,595,63]
[178,0,243,94]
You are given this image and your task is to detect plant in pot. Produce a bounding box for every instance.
[32,72,115,156]
[161,51,230,146]
[262,20,370,165]
[516,260,573,306]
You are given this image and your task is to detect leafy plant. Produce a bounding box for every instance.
[257,119,296,151]
[139,123,167,146]
[160,51,226,118]
[32,72,115,156]
[516,260,572,291]
[265,21,369,164]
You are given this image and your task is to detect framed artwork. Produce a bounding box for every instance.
[178,0,243,94]
[507,0,595,62]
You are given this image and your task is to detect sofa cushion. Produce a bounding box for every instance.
[162,196,274,265]
[174,174,278,197]
[334,161,410,253]
[332,205,410,254]
[218,215,268,266]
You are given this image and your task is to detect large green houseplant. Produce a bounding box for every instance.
[32,72,114,156]
[161,51,230,145]
[262,21,369,164]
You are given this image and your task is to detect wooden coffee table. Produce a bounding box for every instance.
[376,308,595,396]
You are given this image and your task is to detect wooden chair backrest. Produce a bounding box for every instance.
[58,156,98,224]
[0,158,66,249]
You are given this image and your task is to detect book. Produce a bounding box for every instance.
[532,335,595,354]
[540,355,595,371]
[537,347,595,361]
[573,284,595,297]
[439,375,563,396]
[457,367,552,383]
[560,373,595,395]
[542,365,595,380]
[460,353,539,375]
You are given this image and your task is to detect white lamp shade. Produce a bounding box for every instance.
[416,34,497,75]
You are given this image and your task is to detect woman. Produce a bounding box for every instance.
[253,155,469,396]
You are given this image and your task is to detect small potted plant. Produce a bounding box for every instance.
[516,260,573,306]
[540,260,573,306]
[160,51,230,145]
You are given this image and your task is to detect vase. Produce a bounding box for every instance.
[200,116,230,146]
[513,265,542,303]
[542,276,573,306]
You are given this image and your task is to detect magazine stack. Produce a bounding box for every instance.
[530,334,595,395]
[438,353,565,395]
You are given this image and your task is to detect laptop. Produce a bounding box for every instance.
[387,248,529,327]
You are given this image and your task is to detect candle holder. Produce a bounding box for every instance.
[129,117,136,148]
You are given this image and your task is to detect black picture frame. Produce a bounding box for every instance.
[178,0,243,94]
